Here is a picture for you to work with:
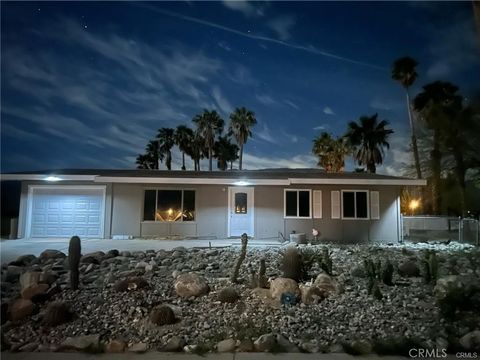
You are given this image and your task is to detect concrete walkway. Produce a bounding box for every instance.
[0,238,284,264]
[1,353,452,360]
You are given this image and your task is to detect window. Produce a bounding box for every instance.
[342,190,369,219]
[143,190,195,222]
[284,190,311,218]
[235,192,247,214]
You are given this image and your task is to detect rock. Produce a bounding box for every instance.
[398,261,420,277]
[9,298,34,321]
[106,339,126,353]
[276,334,300,352]
[39,272,58,285]
[114,277,149,292]
[270,278,300,301]
[434,275,462,301]
[174,273,209,297]
[254,333,276,352]
[81,251,105,264]
[128,342,147,353]
[12,254,36,266]
[348,339,372,355]
[61,334,100,350]
[216,338,236,352]
[19,342,39,352]
[20,271,41,289]
[21,283,49,300]
[120,251,131,257]
[301,341,320,353]
[40,249,66,261]
[106,249,119,258]
[314,273,339,297]
[237,339,254,352]
[135,261,149,270]
[459,330,480,351]
[4,265,23,282]
[162,336,185,352]
[299,284,324,304]
[172,270,181,279]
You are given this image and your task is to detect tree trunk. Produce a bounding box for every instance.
[406,90,422,180]
[367,162,376,173]
[230,161,233,170]
[166,152,172,170]
[208,147,213,171]
[453,148,467,217]
[181,152,186,171]
[431,131,442,215]
[239,142,244,170]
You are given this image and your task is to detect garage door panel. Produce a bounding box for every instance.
[29,188,104,238]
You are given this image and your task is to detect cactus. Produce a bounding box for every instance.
[319,247,333,275]
[43,302,73,326]
[422,251,438,284]
[382,259,394,286]
[231,233,248,283]
[218,287,240,303]
[372,281,383,300]
[150,305,176,326]
[258,258,268,288]
[68,236,81,290]
[281,247,303,282]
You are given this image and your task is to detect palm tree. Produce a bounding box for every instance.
[174,125,194,170]
[228,107,257,170]
[312,132,350,172]
[392,56,422,180]
[156,128,175,170]
[344,114,394,173]
[413,81,462,215]
[193,110,224,171]
[190,130,207,171]
[145,140,162,169]
[214,136,239,171]
[136,154,154,169]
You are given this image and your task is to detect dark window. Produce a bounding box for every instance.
[235,192,247,214]
[342,191,368,219]
[299,191,310,217]
[143,190,156,221]
[285,190,310,217]
[183,190,195,221]
[285,191,297,217]
[143,190,196,222]
[356,192,368,218]
[343,192,355,218]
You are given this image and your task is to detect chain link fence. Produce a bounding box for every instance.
[402,215,479,245]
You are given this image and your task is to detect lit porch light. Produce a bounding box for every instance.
[44,176,62,182]
[233,181,250,186]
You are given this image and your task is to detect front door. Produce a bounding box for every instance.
[228,187,254,237]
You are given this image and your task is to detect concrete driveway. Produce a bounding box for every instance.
[0,238,283,264]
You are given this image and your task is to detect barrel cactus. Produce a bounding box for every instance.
[150,305,176,326]
[218,287,240,303]
[281,247,303,282]
[43,302,73,326]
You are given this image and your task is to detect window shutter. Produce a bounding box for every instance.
[370,191,380,219]
[313,190,322,218]
[331,191,340,219]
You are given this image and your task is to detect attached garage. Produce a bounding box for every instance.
[26,186,106,238]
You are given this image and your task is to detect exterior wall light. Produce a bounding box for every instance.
[233,181,250,186]
[44,176,62,182]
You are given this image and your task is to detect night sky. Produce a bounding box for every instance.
[1,1,479,175]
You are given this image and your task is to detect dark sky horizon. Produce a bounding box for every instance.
[1,1,479,175]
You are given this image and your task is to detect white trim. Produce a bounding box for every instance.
[25,185,106,239]
[96,177,290,185]
[227,187,255,237]
[283,189,312,219]
[289,178,426,186]
[341,190,370,220]
[1,174,96,181]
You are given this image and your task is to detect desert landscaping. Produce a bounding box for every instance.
[1,237,480,355]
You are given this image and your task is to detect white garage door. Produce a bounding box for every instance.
[28,187,105,238]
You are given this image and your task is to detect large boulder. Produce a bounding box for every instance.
[174,273,209,297]
[61,335,100,351]
[21,284,49,300]
[270,278,300,301]
[81,251,105,264]
[314,273,340,297]
[434,275,480,316]
[459,330,480,351]
[398,261,420,277]
[9,298,34,321]
[19,271,41,289]
[39,249,66,261]
[299,284,324,304]
[217,338,236,352]
[254,333,276,352]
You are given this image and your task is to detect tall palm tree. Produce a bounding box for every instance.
[391,56,422,180]
[136,154,155,169]
[312,132,350,173]
[344,114,394,173]
[156,128,175,170]
[214,136,239,171]
[174,125,194,171]
[413,81,462,215]
[190,130,207,171]
[228,107,257,170]
[193,110,224,171]
[145,140,162,169]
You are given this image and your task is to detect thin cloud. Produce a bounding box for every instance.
[323,106,335,115]
[256,93,277,106]
[242,152,317,170]
[222,0,264,18]
[283,99,299,110]
[212,86,233,115]
[137,4,386,70]
[267,15,296,41]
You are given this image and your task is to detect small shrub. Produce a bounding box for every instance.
[218,287,240,303]
[43,302,73,326]
[150,305,176,326]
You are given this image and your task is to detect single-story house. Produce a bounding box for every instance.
[1,168,426,243]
